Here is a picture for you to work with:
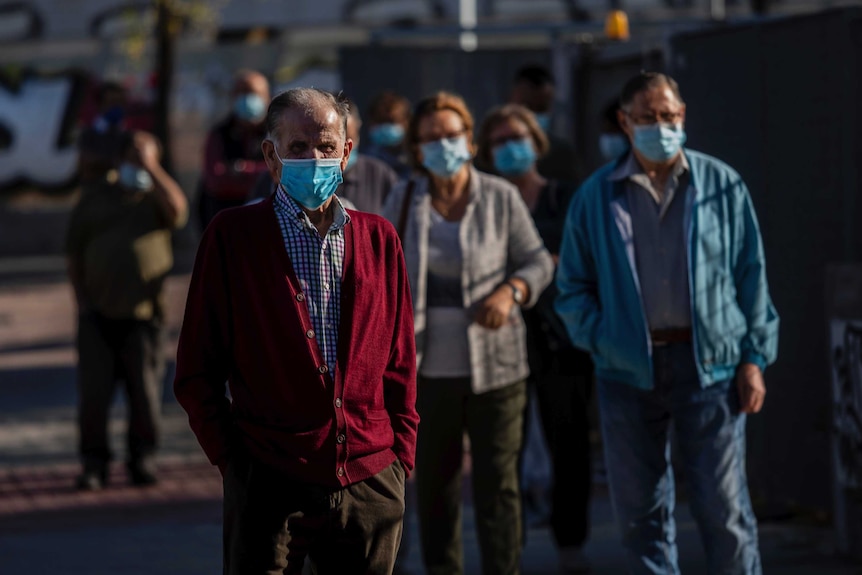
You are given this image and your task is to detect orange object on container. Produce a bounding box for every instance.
[605,10,630,41]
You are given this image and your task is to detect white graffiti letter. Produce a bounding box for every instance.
[0,77,78,187]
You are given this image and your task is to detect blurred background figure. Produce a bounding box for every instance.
[477,104,594,575]
[66,131,189,491]
[365,90,413,179]
[383,91,553,575]
[76,80,131,185]
[509,64,580,183]
[337,98,399,214]
[598,99,630,163]
[197,69,270,230]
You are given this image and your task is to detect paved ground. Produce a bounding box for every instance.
[0,263,859,574]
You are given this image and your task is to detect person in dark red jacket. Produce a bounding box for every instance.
[174,87,419,575]
[196,69,271,231]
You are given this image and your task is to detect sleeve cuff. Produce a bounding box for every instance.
[740,350,767,372]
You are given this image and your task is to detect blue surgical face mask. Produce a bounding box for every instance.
[345,149,359,171]
[632,123,686,163]
[233,93,266,122]
[274,145,343,210]
[599,133,631,162]
[420,135,472,178]
[534,113,551,133]
[118,163,153,191]
[93,106,125,133]
[368,123,405,147]
[492,138,537,176]
[103,105,125,126]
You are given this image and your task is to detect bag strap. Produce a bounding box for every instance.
[396,179,416,241]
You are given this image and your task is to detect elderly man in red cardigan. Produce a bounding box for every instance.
[174,87,419,575]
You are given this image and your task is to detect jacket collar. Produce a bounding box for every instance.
[606,149,691,195]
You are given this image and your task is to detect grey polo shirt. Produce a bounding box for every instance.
[338,154,399,215]
[609,152,692,331]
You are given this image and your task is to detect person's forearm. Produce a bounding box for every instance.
[148,164,189,228]
[508,246,554,308]
[506,276,531,305]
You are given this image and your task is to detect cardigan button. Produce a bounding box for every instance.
[306,329,315,339]
[335,398,342,408]
[296,293,305,302]
[336,434,346,444]
[337,467,345,477]
[318,365,328,374]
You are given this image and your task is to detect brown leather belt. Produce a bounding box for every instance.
[650,328,692,346]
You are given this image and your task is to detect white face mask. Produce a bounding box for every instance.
[118,163,153,191]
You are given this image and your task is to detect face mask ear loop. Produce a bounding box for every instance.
[270,141,284,164]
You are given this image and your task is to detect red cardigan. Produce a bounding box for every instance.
[174,196,418,488]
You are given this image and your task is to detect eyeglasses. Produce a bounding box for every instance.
[416,129,466,145]
[490,133,532,148]
[624,110,683,126]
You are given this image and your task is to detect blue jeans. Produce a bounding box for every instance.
[597,342,761,575]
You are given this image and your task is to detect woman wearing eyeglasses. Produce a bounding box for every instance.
[476,103,595,574]
[382,92,553,575]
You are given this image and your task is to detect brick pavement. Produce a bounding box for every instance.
[0,458,221,534]
[0,272,223,532]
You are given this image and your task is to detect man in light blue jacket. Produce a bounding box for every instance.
[555,72,779,575]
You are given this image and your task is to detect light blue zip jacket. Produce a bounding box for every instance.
[554,149,779,389]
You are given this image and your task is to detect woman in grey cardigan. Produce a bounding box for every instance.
[382,91,553,575]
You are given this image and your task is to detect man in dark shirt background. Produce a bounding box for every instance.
[338,99,399,215]
[510,65,581,183]
[197,69,270,230]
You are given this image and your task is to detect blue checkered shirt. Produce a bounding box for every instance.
[273,187,351,372]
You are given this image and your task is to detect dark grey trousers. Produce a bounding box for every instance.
[76,311,165,472]
[223,456,406,575]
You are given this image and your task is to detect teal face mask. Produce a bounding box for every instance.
[369,123,405,147]
[234,93,266,122]
[492,138,537,176]
[599,133,630,162]
[632,123,686,163]
[534,113,551,133]
[420,135,471,178]
[118,163,153,191]
[274,145,343,210]
[345,149,359,171]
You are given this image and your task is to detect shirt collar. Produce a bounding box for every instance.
[274,185,351,233]
[608,150,689,183]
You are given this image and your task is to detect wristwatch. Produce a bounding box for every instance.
[506,281,525,305]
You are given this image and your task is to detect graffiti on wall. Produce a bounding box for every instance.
[831,319,862,489]
[0,71,87,192]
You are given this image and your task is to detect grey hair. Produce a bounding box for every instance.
[265,88,350,140]
[619,72,684,110]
